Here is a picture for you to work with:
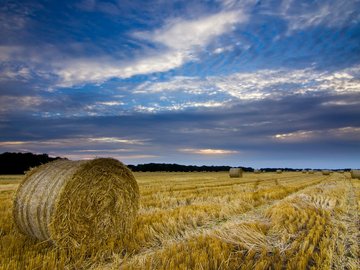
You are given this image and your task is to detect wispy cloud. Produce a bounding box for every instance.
[132,65,360,105]
[54,10,247,87]
[0,136,147,148]
[279,0,360,33]
[179,148,239,155]
[0,96,44,113]
[134,100,229,113]
[88,137,147,145]
[273,127,360,142]
[60,153,159,161]
[135,10,244,51]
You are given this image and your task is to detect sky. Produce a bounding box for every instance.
[0,0,360,169]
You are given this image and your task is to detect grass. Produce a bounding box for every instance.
[0,172,359,269]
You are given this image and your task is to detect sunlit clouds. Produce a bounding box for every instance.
[0,0,359,167]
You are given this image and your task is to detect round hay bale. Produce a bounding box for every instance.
[308,170,315,174]
[254,169,261,174]
[350,170,360,179]
[276,170,282,174]
[322,170,331,175]
[13,158,139,251]
[302,170,306,174]
[229,168,242,178]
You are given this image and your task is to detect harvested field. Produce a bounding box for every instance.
[0,172,359,269]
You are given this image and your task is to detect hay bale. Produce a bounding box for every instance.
[302,170,306,174]
[229,168,242,178]
[276,170,282,174]
[254,169,261,174]
[350,170,360,179]
[322,170,331,175]
[13,158,139,252]
[308,170,315,174]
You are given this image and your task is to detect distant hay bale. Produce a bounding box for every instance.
[254,169,261,174]
[308,170,315,174]
[322,170,331,175]
[302,170,306,174]
[350,170,360,179]
[229,168,242,178]
[276,170,282,174]
[13,158,139,252]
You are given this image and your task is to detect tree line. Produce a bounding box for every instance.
[0,152,64,174]
[0,152,349,174]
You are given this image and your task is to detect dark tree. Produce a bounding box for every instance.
[0,152,64,174]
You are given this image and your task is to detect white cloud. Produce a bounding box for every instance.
[273,127,360,142]
[88,137,147,145]
[132,65,360,105]
[134,76,216,95]
[321,100,360,106]
[63,153,159,161]
[179,148,239,155]
[54,51,188,87]
[136,10,244,51]
[0,137,147,148]
[75,149,132,153]
[280,0,360,33]
[53,10,247,87]
[134,100,229,113]
[213,45,234,54]
[96,101,124,106]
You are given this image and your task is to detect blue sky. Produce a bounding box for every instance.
[0,0,359,168]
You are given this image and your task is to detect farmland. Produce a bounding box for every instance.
[0,172,359,269]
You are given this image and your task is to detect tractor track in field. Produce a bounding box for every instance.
[115,177,328,268]
[339,176,360,269]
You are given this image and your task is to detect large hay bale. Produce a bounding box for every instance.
[350,170,360,179]
[254,169,261,174]
[308,170,315,174]
[322,170,331,175]
[13,158,139,252]
[276,170,282,174]
[229,168,242,178]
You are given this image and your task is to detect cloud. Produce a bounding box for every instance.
[132,65,360,106]
[53,10,246,87]
[0,96,44,113]
[96,101,124,106]
[273,127,360,142]
[134,100,229,113]
[88,137,147,144]
[280,0,360,32]
[135,10,244,51]
[179,148,239,155]
[0,136,147,148]
[54,51,188,87]
[57,153,159,161]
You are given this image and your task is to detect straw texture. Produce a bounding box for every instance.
[13,158,139,252]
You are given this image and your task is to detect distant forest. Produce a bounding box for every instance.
[0,152,347,174]
[0,152,64,174]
